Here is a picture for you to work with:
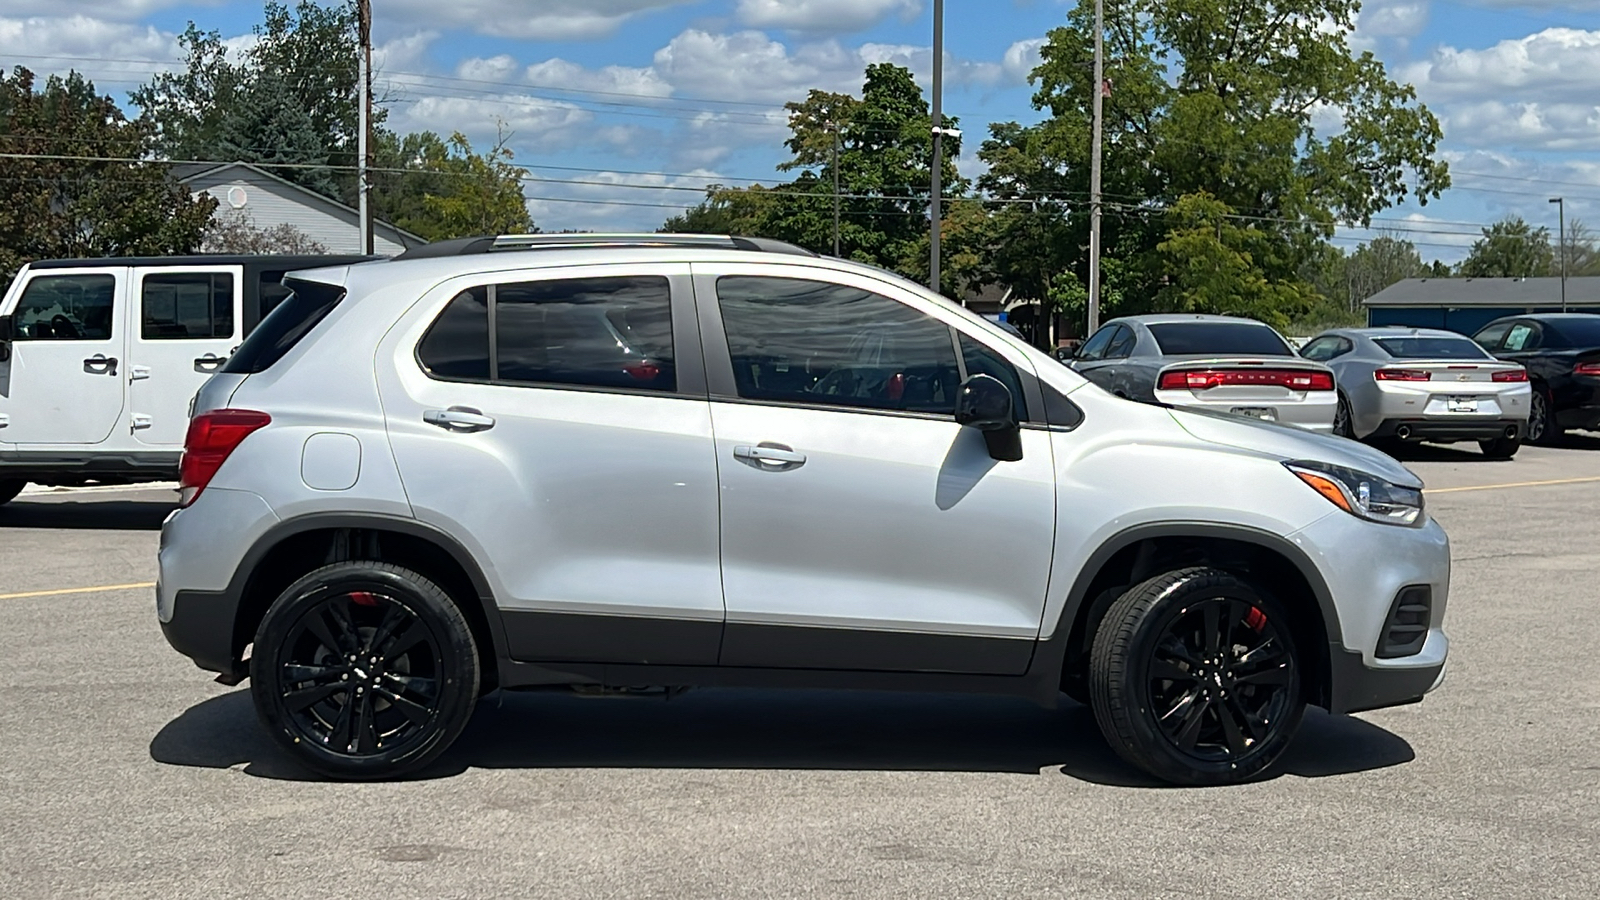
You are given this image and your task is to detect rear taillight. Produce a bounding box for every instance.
[1157,369,1334,391]
[1576,362,1600,376]
[1492,369,1529,383]
[179,409,271,507]
[1375,368,1432,382]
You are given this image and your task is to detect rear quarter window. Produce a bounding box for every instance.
[221,278,346,374]
[1147,322,1293,356]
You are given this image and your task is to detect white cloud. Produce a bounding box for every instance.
[375,0,689,41]
[523,58,672,99]
[1407,28,1600,102]
[373,30,439,75]
[524,168,728,232]
[0,1,215,20]
[0,15,181,91]
[1356,0,1429,41]
[1002,38,1046,85]
[652,29,862,102]
[735,0,921,35]
[389,94,597,152]
[1444,100,1600,151]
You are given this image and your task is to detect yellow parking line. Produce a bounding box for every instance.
[0,582,156,601]
[1428,475,1600,495]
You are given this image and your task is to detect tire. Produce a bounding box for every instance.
[1088,567,1306,786]
[1526,388,1561,446]
[0,479,25,506]
[250,561,481,780]
[1332,394,1355,439]
[1478,435,1522,459]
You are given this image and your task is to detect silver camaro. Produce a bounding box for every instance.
[1301,327,1531,458]
[1069,314,1338,432]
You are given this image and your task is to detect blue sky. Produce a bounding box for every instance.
[3,0,1599,262]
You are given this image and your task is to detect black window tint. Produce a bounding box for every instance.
[1373,337,1492,360]
[717,276,960,413]
[495,276,674,391]
[258,270,294,323]
[1473,322,1511,350]
[1549,317,1600,347]
[12,274,115,341]
[417,287,489,380]
[1105,325,1137,358]
[1147,322,1293,356]
[959,334,1029,420]
[141,272,234,340]
[1076,326,1117,361]
[221,278,345,374]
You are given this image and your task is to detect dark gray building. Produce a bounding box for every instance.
[1363,276,1600,335]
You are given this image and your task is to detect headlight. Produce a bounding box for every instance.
[1285,460,1424,526]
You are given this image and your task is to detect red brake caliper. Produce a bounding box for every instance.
[348,591,378,607]
[1244,606,1268,633]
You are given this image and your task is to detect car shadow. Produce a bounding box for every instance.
[0,497,174,530]
[149,688,1414,788]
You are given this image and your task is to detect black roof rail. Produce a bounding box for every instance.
[391,233,817,261]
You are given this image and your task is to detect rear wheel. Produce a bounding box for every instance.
[250,561,480,780]
[1088,568,1305,786]
[1332,394,1355,438]
[1526,388,1561,445]
[0,480,24,506]
[1478,435,1522,459]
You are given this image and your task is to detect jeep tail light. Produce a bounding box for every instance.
[1492,369,1528,382]
[179,409,271,507]
[1157,369,1334,391]
[1575,362,1600,376]
[1375,368,1432,382]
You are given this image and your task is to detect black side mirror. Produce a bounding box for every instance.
[955,374,1023,461]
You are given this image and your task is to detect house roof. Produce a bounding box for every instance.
[1363,276,1600,308]
[177,161,426,246]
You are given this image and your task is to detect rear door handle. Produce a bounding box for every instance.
[423,406,496,433]
[193,354,225,373]
[733,442,806,469]
[83,355,117,376]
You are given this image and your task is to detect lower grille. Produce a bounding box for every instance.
[1376,585,1431,659]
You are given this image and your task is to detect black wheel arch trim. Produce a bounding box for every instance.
[166,512,509,677]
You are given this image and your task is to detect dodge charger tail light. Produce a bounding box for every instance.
[1575,362,1600,376]
[1158,369,1334,391]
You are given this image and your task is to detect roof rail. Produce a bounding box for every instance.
[391,233,817,261]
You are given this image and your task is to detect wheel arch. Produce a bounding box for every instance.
[226,513,508,692]
[1050,522,1341,710]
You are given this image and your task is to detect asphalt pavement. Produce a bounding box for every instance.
[1,440,1597,899]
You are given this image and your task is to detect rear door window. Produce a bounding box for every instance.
[1502,323,1540,352]
[12,274,116,341]
[495,277,675,392]
[1147,322,1294,356]
[140,272,235,340]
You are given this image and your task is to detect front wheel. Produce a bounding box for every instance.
[1089,567,1306,786]
[0,479,24,506]
[250,561,481,780]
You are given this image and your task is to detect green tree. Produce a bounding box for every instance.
[1557,219,1600,276]
[1155,192,1315,329]
[1347,235,1424,304]
[1459,217,1553,278]
[0,67,215,289]
[377,131,535,241]
[978,0,1448,325]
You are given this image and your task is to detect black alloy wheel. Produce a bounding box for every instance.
[251,562,479,780]
[1332,394,1355,439]
[1526,389,1560,445]
[0,479,24,507]
[1089,567,1306,786]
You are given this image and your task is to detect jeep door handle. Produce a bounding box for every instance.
[423,406,496,433]
[193,354,225,372]
[83,355,117,376]
[733,443,806,469]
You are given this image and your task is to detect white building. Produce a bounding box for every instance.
[177,161,424,256]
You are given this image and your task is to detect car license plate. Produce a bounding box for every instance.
[1448,397,1479,414]
[1230,406,1277,421]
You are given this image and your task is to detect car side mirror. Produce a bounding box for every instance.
[954,374,1023,461]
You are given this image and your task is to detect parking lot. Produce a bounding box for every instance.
[0,441,1595,899]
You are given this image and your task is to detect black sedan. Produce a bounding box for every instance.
[1471,313,1600,444]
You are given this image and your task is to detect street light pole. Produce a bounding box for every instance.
[1087,0,1105,334]
[1550,197,1567,312]
[929,0,944,294]
[356,0,373,255]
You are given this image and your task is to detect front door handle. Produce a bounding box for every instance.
[83,355,117,376]
[193,354,225,373]
[734,442,806,470]
[423,405,496,433]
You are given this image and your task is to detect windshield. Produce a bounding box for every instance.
[1147,322,1293,356]
[1551,317,1600,347]
[1374,337,1492,360]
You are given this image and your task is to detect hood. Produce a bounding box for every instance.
[1167,406,1423,488]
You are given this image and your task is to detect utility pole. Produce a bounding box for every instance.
[1087,0,1105,334]
[356,0,374,255]
[1550,197,1567,312]
[832,123,841,256]
[929,0,944,294]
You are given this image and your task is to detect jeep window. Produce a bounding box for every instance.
[1147,322,1294,356]
[494,276,675,391]
[717,276,961,414]
[221,277,346,374]
[417,287,490,381]
[141,272,235,340]
[12,274,115,341]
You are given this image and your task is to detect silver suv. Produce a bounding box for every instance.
[157,234,1450,786]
